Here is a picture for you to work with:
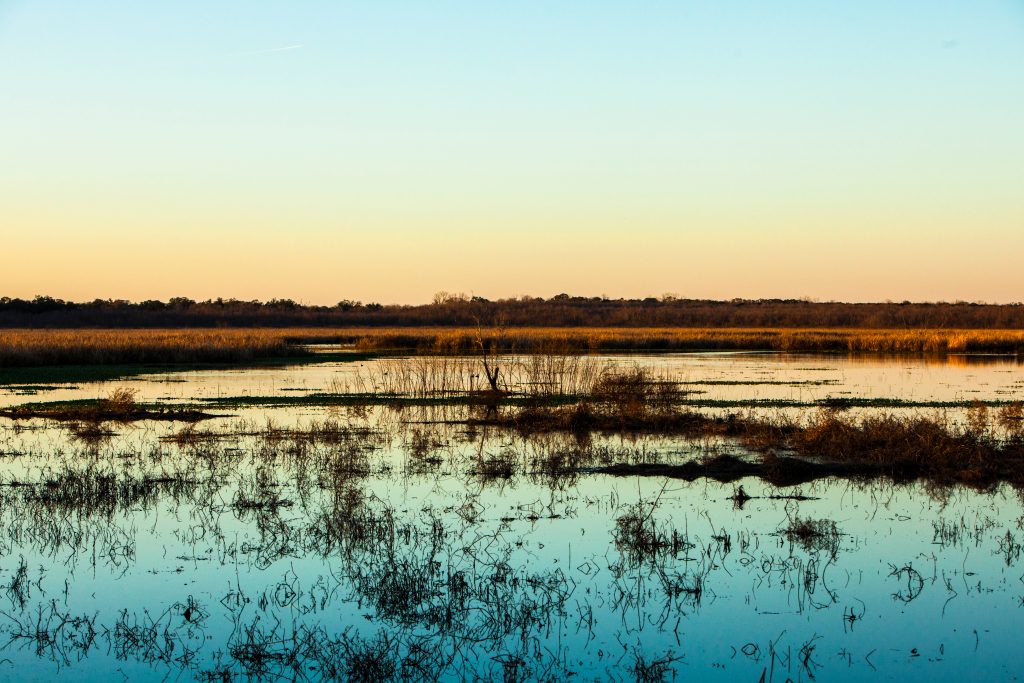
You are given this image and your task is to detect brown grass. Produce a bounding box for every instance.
[2,326,1023,368]
[0,328,305,367]
[775,411,1021,486]
[344,327,1024,354]
[465,369,1024,488]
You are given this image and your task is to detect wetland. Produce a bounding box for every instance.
[1,347,1023,681]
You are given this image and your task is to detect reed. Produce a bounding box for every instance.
[346,326,1024,355]
[3,327,1024,369]
[0,328,304,367]
[328,353,607,399]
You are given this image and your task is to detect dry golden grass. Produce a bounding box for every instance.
[341,327,1024,354]
[2,326,1023,367]
[0,328,302,366]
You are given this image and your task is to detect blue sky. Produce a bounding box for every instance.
[2,1,1023,302]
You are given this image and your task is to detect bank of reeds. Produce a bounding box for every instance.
[0,329,308,367]
[3,327,1024,370]
[346,327,1024,355]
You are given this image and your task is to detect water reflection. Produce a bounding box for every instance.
[0,414,1022,681]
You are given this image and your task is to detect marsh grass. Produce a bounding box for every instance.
[458,368,1024,487]
[4,326,1024,375]
[777,410,1024,486]
[0,329,316,367]
[4,353,1022,489]
[347,326,1024,355]
[329,353,607,399]
[12,469,196,520]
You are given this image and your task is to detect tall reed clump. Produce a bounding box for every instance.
[4,327,1024,369]
[589,367,683,419]
[507,346,605,397]
[330,353,608,399]
[103,387,139,413]
[494,367,703,433]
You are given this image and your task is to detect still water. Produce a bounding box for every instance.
[0,353,1022,681]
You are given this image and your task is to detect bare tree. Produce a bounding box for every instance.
[473,317,505,394]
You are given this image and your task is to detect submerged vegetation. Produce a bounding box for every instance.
[347,326,1024,355]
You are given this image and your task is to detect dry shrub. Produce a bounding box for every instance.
[589,367,682,418]
[0,328,302,366]
[997,402,1024,434]
[791,410,1003,484]
[103,387,139,413]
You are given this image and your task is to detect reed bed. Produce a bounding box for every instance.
[328,354,608,398]
[0,329,305,367]
[3,326,1024,369]
[346,327,1024,354]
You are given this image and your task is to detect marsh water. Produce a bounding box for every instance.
[1,352,1023,681]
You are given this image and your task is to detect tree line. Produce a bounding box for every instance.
[1,294,1022,328]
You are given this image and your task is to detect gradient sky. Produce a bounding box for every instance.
[2,1,1023,304]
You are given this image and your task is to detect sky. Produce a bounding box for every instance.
[1,1,1023,304]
